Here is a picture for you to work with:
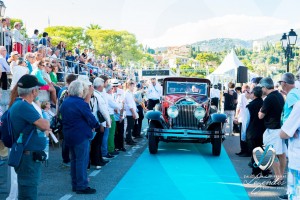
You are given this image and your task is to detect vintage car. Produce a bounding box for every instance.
[145,77,227,156]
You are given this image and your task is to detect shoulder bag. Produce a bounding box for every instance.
[90,95,106,123]
[8,128,35,168]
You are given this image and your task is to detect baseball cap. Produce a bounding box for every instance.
[17,74,44,88]
[77,75,92,86]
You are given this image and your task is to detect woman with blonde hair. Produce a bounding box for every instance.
[8,51,19,73]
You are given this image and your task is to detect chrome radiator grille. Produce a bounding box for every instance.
[172,105,199,129]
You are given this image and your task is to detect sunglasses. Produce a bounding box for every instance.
[278,81,286,84]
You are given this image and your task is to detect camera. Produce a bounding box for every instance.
[32,151,47,162]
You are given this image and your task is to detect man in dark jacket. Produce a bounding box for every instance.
[246,86,267,176]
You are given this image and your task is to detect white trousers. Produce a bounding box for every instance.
[224,110,235,134]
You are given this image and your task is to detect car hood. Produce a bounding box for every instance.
[165,94,208,104]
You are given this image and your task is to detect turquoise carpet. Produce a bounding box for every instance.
[107,143,249,200]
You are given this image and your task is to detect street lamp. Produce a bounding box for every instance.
[0,1,6,17]
[281,29,298,72]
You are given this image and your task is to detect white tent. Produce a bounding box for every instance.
[208,49,245,84]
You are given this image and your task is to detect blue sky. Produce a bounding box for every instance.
[5,0,300,47]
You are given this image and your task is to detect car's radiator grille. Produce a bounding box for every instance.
[172,105,199,129]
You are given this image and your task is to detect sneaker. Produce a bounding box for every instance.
[76,187,96,194]
[278,194,288,199]
[95,166,101,170]
[104,154,115,159]
[100,159,109,164]
[62,162,71,167]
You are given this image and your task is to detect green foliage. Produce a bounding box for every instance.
[195,52,221,67]
[44,26,85,50]
[86,24,101,30]
[9,18,23,29]
[86,29,144,65]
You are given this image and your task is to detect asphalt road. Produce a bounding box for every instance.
[0,120,287,200]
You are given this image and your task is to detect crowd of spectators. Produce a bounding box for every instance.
[220,73,300,200]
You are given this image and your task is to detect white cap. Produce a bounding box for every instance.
[77,75,92,86]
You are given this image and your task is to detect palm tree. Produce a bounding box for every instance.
[86,24,102,30]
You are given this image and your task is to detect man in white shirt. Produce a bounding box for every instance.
[0,46,10,90]
[210,84,220,109]
[146,77,162,110]
[280,101,300,200]
[31,29,39,49]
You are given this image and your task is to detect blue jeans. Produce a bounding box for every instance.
[101,127,110,156]
[15,153,41,200]
[69,139,90,190]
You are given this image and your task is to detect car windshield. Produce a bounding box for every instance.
[166,81,207,95]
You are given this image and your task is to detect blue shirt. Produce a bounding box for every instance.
[26,60,33,74]
[283,88,300,123]
[0,56,10,72]
[39,37,47,46]
[60,96,99,146]
[66,56,75,68]
[10,98,46,151]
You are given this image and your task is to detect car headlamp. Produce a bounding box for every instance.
[167,106,179,118]
[194,107,206,120]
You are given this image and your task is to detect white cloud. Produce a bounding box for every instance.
[142,15,300,48]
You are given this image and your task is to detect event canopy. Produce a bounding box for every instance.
[208,49,249,84]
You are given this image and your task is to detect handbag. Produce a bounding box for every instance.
[8,130,34,168]
[90,95,106,123]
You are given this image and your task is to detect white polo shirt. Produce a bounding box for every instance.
[210,88,220,99]
[124,90,136,116]
[147,83,162,100]
[281,101,300,171]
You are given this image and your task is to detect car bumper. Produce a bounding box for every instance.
[147,128,223,139]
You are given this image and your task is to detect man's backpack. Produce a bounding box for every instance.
[0,110,14,148]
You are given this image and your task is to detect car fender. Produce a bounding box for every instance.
[145,110,162,121]
[145,111,168,129]
[206,113,227,131]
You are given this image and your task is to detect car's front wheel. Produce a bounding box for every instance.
[148,121,159,154]
[212,124,222,156]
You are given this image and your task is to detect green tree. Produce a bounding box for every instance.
[86,29,143,65]
[44,26,85,50]
[195,52,221,67]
